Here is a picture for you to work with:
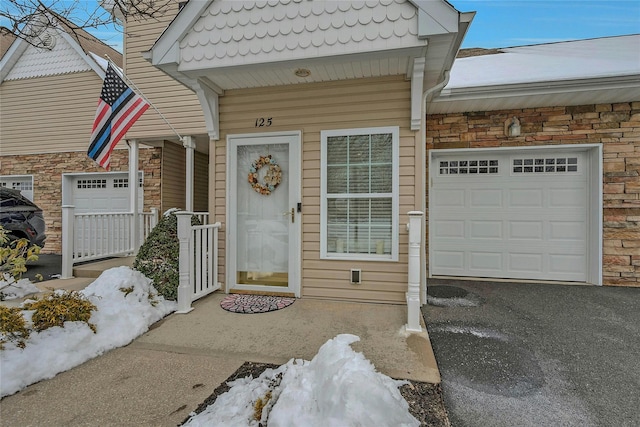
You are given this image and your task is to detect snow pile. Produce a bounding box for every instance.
[185,334,419,427]
[0,267,176,398]
[0,273,40,300]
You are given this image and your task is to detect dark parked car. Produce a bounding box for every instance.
[0,187,46,248]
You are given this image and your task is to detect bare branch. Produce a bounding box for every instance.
[1,0,171,49]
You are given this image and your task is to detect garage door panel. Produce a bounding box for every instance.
[508,221,544,240]
[549,221,586,241]
[433,251,465,269]
[470,189,503,208]
[469,221,502,239]
[548,254,585,275]
[432,189,465,207]
[432,220,465,238]
[509,252,543,273]
[549,188,586,207]
[430,149,590,282]
[509,189,543,207]
[469,251,503,271]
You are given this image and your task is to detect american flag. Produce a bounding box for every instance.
[87,64,149,170]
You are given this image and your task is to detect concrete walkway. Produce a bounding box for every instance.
[1,266,439,426]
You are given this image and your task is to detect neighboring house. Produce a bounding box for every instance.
[427,35,640,287]
[0,12,207,254]
[131,0,474,303]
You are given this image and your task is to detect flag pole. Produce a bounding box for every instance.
[104,55,184,143]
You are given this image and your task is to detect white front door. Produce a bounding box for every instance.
[228,132,301,296]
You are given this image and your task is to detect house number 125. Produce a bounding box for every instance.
[255,117,272,127]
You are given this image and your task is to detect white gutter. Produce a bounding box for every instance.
[419,70,450,305]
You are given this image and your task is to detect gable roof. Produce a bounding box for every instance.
[51,10,122,67]
[147,0,473,90]
[144,0,473,134]
[0,11,122,83]
[431,35,640,113]
[0,27,17,60]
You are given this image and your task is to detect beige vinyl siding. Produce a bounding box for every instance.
[194,151,209,212]
[215,75,420,303]
[161,141,186,212]
[124,4,207,140]
[0,72,106,155]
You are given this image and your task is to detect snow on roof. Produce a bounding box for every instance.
[447,35,640,89]
[89,51,109,72]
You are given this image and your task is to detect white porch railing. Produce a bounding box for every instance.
[61,206,158,278]
[192,212,209,225]
[176,212,222,313]
[406,211,424,333]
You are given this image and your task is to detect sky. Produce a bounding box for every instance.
[1,268,418,426]
[454,0,640,48]
[3,1,639,52]
[85,0,640,52]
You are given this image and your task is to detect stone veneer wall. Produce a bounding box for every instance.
[0,148,162,254]
[426,102,640,286]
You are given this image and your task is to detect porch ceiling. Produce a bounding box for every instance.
[178,48,423,91]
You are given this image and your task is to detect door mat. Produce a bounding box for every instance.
[220,294,295,314]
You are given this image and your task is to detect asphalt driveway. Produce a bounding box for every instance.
[422,279,640,427]
[23,254,62,281]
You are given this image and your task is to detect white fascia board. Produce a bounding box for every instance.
[150,0,212,67]
[409,0,460,37]
[0,36,29,83]
[436,74,640,102]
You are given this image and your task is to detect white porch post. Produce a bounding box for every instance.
[406,211,424,332]
[61,205,75,279]
[176,211,194,313]
[128,139,140,252]
[183,136,196,211]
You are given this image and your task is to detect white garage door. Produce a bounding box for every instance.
[73,173,143,214]
[72,173,144,253]
[430,149,589,282]
[1,175,34,201]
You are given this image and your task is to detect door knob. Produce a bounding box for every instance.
[282,208,295,223]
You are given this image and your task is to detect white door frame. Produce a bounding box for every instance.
[226,131,302,296]
[428,143,602,285]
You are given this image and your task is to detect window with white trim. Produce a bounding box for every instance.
[321,127,399,261]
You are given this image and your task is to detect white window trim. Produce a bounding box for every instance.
[320,126,400,262]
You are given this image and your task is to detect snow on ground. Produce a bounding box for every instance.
[0,267,177,398]
[0,273,40,300]
[2,270,418,426]
[185,334,419,427]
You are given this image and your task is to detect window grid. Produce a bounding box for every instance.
[77,179,106,189]
[113,178,128,188]
[322,128,398,260]
[513,157,578,173]
[439,159,499,175]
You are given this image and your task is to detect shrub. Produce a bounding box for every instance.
[23,290,97,333]
[133,211,201,301]
[0,225,41,280]
[0,306,30,350]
